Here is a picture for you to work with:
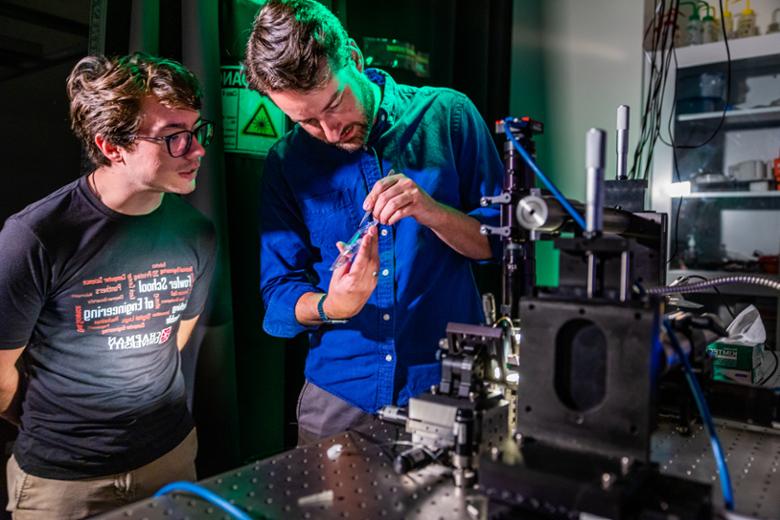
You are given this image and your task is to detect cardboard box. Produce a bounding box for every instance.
[706,341,762,385]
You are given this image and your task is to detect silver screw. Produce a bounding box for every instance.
[620,456,631,476]
[491,447,500,461]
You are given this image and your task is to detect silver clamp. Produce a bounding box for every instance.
[480,192,511,207]
[480,225,511,237]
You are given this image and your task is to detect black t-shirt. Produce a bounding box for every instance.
[0,176,216,479]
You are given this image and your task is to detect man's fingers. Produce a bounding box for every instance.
[379,192,413,224]
[363,173,401,211]
[387,206,411,226]
[374,182,405,206]
[351,226,378,274]
[365,225,379,265]
[332,254,352,277]
[373,176,416,224]
[336,241,347,254]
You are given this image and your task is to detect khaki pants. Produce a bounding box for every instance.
[6,428,197,520]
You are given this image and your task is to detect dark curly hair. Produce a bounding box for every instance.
[66,53,202,166]
[244,0,350,94]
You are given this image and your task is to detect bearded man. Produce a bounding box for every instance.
[246,0,503,445]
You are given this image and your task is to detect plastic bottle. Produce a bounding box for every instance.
[772,148,780,191]
[701,3,720,43]
[767,8,780,34]
[736,0,759,38]
[723,0,736,38]
[681,1,703,45]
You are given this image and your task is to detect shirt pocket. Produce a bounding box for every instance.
[299,190,358,258]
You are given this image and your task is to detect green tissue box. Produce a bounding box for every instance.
[706,340,762,385]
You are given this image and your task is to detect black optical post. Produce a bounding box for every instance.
[481,117,543,319]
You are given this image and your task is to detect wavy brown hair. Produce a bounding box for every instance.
[244,0,349,94]
[66,53,202,167]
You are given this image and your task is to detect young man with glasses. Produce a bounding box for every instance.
[0,53,216,518]
[246,0,503,444]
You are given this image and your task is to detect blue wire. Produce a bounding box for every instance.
[503,118,586,230]
[662,319,735,511]
[154,481,253,520]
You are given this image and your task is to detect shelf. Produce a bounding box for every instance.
[677,106,780,124]
[674,32,780,68]
[683,190,780,198]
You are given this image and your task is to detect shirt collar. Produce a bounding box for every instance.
[365,68,397,146]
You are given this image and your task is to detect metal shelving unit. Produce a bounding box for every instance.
[649,21,780,343]
[677,105,780,124]
[673,32,780,68]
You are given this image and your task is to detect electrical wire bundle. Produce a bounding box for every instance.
[662,0,732,153]
[630,0,732,182]
[632,1,734,264]
[666,0,732,265]
[629,0,681,182]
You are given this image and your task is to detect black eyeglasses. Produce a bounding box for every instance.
[133,120,215,158]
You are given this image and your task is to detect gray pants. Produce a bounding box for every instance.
[296,381,383,446]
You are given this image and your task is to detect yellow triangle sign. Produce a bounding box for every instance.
[243,103,278,138]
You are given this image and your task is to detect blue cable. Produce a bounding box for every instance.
[662,319,735,511]
[503,117,587,230]
[154,481,253,520]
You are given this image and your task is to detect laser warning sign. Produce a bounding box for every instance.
[221,65,286,156]
[243,104,278,138]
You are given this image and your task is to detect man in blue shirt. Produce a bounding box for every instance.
[245,0,503,444]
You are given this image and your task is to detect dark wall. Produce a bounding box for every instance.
[343,0,512,124]
[0,59,83,222]
[0,4,90,517]
[219,0,315,457]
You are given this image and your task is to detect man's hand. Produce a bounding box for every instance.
[363,172,442,227]
[0,346,25,426]
[176,315,200,351]
[323,225,380,319]
[362,171,492,260]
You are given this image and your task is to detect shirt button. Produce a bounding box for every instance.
[380,228,388,237]
[385,354,392,362]
[383,313,390,321]
[381,269,390,276]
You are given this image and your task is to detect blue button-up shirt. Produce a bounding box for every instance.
[260,70,503,413]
